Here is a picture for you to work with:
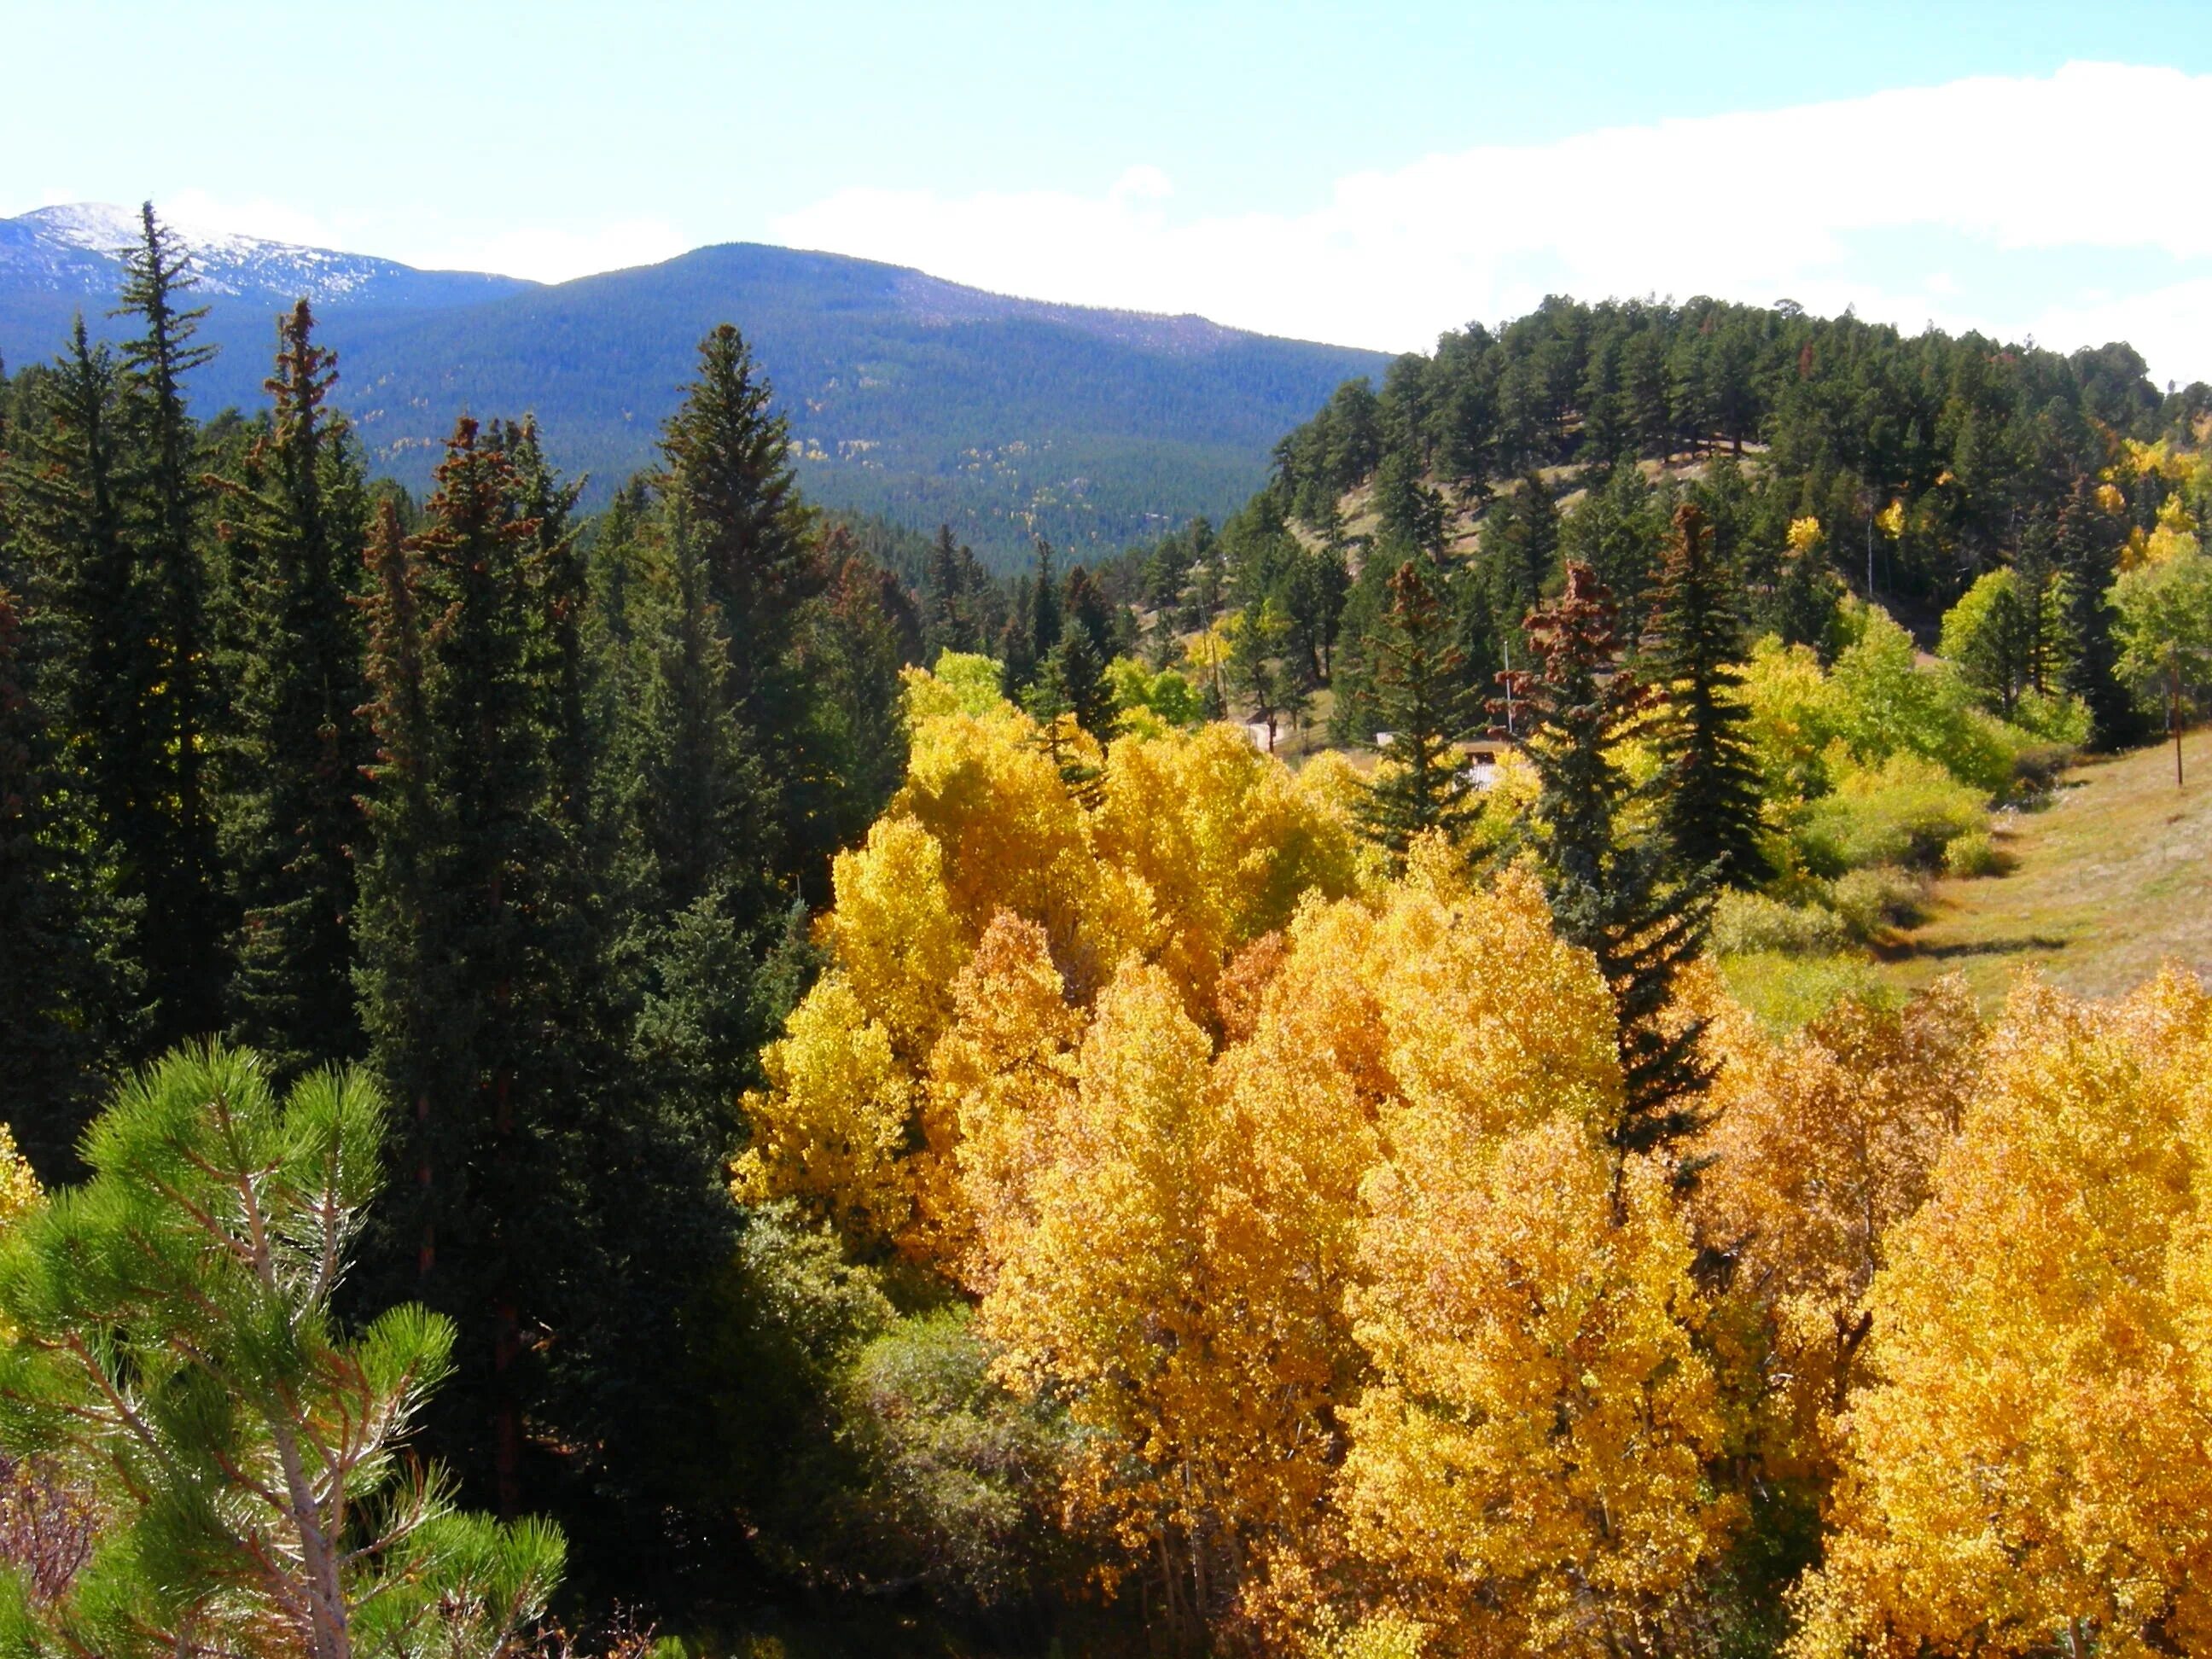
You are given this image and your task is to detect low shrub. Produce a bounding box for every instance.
[1797,754,1988,874]
[1710,891,1852,958]
[1829,866,1928,939]
[2011,690,2091,748]
[1719,951,1899,1033]
[1942,828,2000,878]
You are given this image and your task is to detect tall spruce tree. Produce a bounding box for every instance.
[213,301,370,1077]
[0,579,139,1181]
[1501,562,1713,1152]
[7,325,164,1058]
[353,419,578,1518]
[2055,477,2142,749]
[656,326,829,883]
[114,202,227,1045]
[1645,503,1769,888]
[1029,538,1062,660]
[639,503,772,924]
[923,521,975,655]
[997,589,1038,701]
[1356,559,1476,864]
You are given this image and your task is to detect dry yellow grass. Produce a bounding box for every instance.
[1878,730,2212,1009]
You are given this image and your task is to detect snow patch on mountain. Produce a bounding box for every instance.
[0,204,534,311]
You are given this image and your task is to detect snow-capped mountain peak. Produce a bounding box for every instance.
[0,202,533,312]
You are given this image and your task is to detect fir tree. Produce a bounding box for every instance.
[0,581,139,1181]
[1356,560,1476,864]
[924,521,975,654]
[997,593,1038,701]
[658,326,816,707]
[1029,538,1062,660]
[354,419,572,1516]
[212,301,370,1078]
[6,324,164,1058]
[1645,504,1769,888]
[639,502,771,922]
[818,552,914,834]
[1062,562,1115,659]
[1500,562,1713,1152]
[114,202,227,1045]
[2014,515,2063,694]
[1051,626,1116,744]
[1507,469,1562,610]
[2055,477,2141,749]
[656,326,833,883]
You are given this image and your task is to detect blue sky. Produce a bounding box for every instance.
[11,3,2212,377]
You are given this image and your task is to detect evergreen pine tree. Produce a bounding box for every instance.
[1062,562,1115,659]
[0,579,139,1181]
[658,327,816,706]
[353,419,576,1516]
[656,326,831,882]
[1501,562,1713,1152]
[924,521,973,654]
[1645,504,1769,888]
[0,1046,566,1659]
[2055,478,2141,749]
[114,202,227,1045]
[2014,515,2062,695]
[997,591,1037,701]
[818,552,914,831]
[638,502,773,924]
[213,301,370,1077]
[1510,469,1561,608]
[1020,650,1108,809]
[6,324,165,1060]
[1356,560,1476,864]
[1051,626,1116,743]
[1029,538,1062,659]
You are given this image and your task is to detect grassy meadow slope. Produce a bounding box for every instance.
[1877,731,2212,1006]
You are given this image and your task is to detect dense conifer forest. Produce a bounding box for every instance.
[3,207,2212,1658]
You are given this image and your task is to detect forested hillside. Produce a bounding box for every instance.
[1129,293,2204,754]
[0,203,1388,564]
[4,206,2212,1659]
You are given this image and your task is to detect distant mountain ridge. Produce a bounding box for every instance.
[0,204,1388,563]
[0,203,534,311]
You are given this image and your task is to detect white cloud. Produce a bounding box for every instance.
[399,218,691,283]
[771,61,2212,382]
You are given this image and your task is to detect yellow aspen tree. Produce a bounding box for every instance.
[978,960,1225,1620]
[1341,1119,1738,1659]
[1094,722,1359,1015]
[895,705,1149,994]
[1329,871,1734,1657]
[818,815,971,1068]
[734,972,915,1249]
[1792,970,2212,1659]
[975,952,1380,1639]
[1687,974,1982,1474]
[929,910,1084,1280]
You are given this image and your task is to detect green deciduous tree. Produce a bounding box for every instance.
[2113,546,2212,785]
[1938,568,2036,719]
